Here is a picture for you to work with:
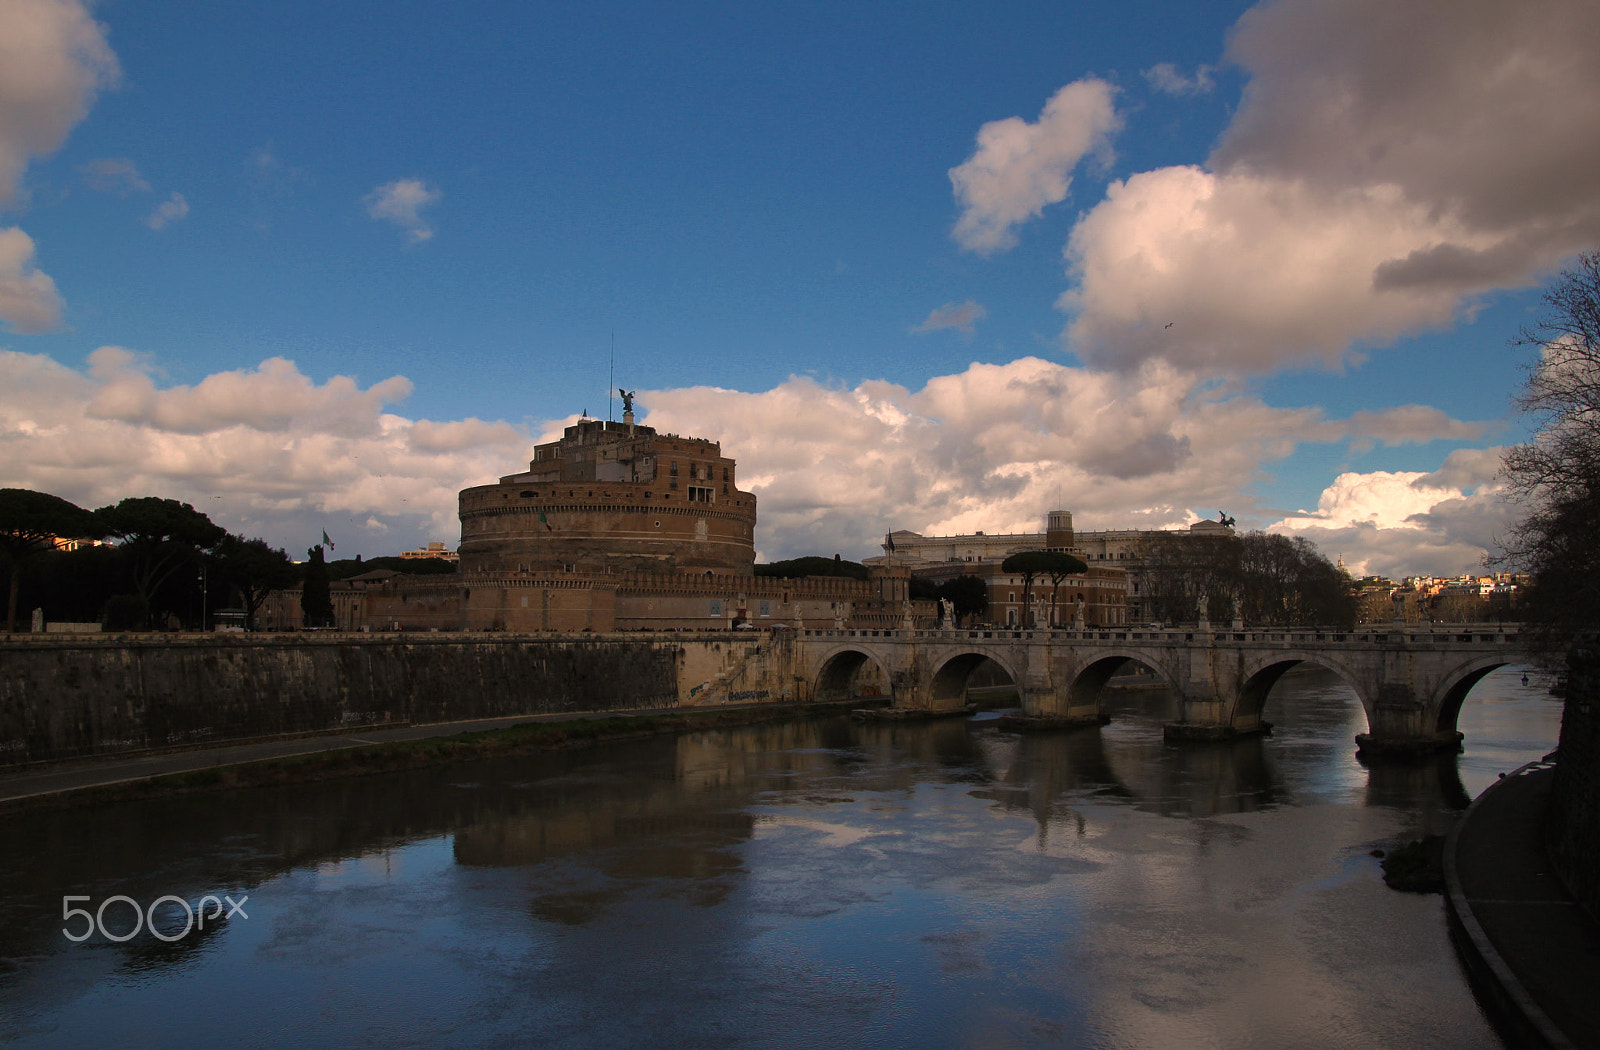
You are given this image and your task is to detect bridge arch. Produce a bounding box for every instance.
[1431,654,1517,736]
[1062,651,1182,717]
[1237,652,1371,730]
[927,649,1023,708]
[813,645,895,703]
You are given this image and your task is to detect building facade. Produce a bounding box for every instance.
[267,409,928,633]
[871,510,1236,625]
[458,414,757,576]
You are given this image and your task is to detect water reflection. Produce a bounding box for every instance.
[0,664,1563,1048]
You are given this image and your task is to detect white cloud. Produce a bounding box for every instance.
[364,178,441,243]
[83,349,414,435]
[636,357,1490,565]
[1273,471,1460,532]
[1061,167,1495,373]
[912,300,986,335]
[143,191,188,230]
[1142,63,1215,97]
[79,156,148,194]
[0,226,61,332]
[1051,0,1600,375]
[1265,445,1516,578]
[949,79,1120,255]
[0,0,116,333]
[0,349,529,555]
[0,349,1506,574]
[0,0,118,204]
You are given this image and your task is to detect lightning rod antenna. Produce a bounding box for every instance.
[608,331,615,423]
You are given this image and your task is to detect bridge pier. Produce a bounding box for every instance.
[1355,681,1466,755]
[1165,692,1272,742]
[1004,684,1106,730]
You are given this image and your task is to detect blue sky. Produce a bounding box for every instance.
[2,0,1596,576]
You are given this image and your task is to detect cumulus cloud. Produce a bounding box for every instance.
[0,0,118,203]
[1265,444,1517,578]
[143,191,188,230]
[1062,169,1496,371]
[79,156,148,194]
[949,79,1120,255]
[1052,0,1600,374]
[1142,63,1215,96]
[0,0,116,333]
[0,348,1507,571]
[84,349,415,435]
[912,300,986,335]
[635,357,1490,566]
[0,226,61,332]
[364,178,441,243]
[0,349,529,554]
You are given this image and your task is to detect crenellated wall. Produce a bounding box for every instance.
[0,632,805,767]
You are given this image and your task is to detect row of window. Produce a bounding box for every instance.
[511,487,727,501]
[668,462,732,483]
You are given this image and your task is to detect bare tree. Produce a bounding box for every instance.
[1500,250,1600,651]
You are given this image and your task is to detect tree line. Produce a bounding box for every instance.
[1133,530,1355,627]
[0,489,451,632]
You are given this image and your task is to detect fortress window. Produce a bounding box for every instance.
[670,461,679,476]
[521,491,535,498]
[723,467,729,482]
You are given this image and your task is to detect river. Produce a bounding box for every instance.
[0,665,1565,1049]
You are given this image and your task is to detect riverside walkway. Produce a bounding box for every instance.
[1446,762,1600,1049]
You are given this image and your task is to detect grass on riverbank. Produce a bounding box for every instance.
[1,699,879,815]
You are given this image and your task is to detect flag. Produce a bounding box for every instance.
[321,529,335,551]
[539,510,553,532]
[885,532,895,553]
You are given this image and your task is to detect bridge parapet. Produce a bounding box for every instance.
[792,623,1529,754]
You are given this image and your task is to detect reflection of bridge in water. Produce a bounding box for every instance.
[791,622,1527,754]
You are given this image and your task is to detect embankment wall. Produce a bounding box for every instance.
[0,632,802,766]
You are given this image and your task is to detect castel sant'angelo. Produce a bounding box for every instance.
[334,400,918,632]
[458,404,758,577]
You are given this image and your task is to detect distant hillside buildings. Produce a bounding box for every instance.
[399,542,457,562]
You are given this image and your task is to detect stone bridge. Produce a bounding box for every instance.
[789,622,1529,754]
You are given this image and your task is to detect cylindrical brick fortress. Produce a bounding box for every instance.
[458,417,757,575]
